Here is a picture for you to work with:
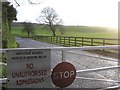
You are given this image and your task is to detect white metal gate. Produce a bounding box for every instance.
[0,45,120,89]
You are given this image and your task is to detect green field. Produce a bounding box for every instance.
[11,25,118,39]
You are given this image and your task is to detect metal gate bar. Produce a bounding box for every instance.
[77,66,119,73]
[76,76,119,83]
[103,85,120,90]
[1,45,119,51]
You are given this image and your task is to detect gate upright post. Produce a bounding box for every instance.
[62,51,66,62]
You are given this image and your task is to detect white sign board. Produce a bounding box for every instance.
[7,49,51,88]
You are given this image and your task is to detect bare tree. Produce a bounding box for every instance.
[22,21,35,38]
[6,0,42,7]
[36,7,63,36]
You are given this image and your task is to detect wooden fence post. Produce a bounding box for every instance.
[64,37,65,46]
[59,37,61,45]
[51,36,52,42]
[49,36,50,42]
[91,38,93,46]
[75,37,76,46]
[82,37,84,46]
[69,37,70,46]
[103,39,105,46]
[56,36,58,43]
[54,36,56,43]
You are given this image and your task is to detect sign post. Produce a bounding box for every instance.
[7,49,51,88]
[51,62,76,88]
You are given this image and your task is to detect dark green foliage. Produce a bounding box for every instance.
[2,2,17,32]
[2,53,7,63]
[2,40,7,48]
[2,65,7,78]
[2,1,18,48]
[2,21,18,48]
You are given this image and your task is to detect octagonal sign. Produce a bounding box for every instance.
[51,62,76,88]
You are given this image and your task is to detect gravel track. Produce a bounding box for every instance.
[16,37,119,89]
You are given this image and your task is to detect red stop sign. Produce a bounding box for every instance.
[51,62,76,88]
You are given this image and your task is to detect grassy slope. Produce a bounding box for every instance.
[11,25,118,39]
[64,26,118,38]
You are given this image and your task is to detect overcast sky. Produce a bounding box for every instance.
[11,0,119,28]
